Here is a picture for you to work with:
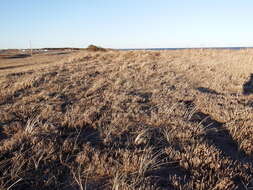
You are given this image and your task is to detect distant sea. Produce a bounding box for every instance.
[120,47,253,51]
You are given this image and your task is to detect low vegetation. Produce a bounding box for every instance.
[0,48,253,189]
[86,45,107,52]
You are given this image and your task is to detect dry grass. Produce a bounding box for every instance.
[1,48,253,189]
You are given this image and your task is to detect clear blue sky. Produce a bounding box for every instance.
[1,0,253,49]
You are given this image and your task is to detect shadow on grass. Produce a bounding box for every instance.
[196,87,221,95]
[0,122,8,141]
[181,100,251,161]
[7,54,31,59]
[128,91,153,104]
[182,100,252,165]
[60,124,103,148]
[0,63,35,70]
[243,74,253,95]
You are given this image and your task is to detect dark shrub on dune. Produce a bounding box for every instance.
[86,45,107,52]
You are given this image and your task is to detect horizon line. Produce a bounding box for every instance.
[1,46,253,51]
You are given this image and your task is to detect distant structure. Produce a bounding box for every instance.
[29,40,33,56]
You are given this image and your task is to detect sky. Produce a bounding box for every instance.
[1,0,253,49]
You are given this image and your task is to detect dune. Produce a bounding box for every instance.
[0,48,253,189]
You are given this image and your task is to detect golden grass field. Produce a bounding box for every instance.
[1,48,253,189]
